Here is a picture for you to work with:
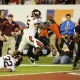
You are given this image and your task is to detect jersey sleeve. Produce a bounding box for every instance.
[26,15,31,21]
[6,66,15,72]
[35,18,41,24]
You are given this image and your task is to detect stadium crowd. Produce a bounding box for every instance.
[0,0,80,5]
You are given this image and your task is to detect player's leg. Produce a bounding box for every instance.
[32,48,42,58]
[28,47,42,65]
[28,36,44,65]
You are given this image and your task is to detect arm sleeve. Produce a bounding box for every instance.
[60,22,66,32]
[7,66,15,72]
[68,22,75,30]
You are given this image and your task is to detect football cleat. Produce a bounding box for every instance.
[28,57,36,66]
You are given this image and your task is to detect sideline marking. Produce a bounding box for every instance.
[0,71,72,77]
[67,70,80,76]
[68,72,80,76]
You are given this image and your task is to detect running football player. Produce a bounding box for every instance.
[11,9,48,65]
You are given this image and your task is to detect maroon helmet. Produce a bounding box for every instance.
[31,9,41,18]
[13,55,23,66]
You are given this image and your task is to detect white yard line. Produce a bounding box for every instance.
[20,64,72,66]
[0,64,73,77]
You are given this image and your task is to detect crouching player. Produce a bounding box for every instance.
[0,54,23,72]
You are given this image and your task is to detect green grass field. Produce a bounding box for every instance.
[0,56,73,76]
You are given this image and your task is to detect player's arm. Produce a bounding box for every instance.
[0,68,12,72]
[35,22,48,30]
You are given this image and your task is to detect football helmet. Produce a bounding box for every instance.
[31,9,41,18]
[14,55,23,66]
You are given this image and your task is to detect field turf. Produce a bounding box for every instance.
[0,56,73,76]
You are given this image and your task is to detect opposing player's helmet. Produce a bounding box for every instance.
[14,55,23,66]
[31,9,41,18]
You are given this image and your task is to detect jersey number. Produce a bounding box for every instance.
[4,56,13,67]
[26,19,31,29]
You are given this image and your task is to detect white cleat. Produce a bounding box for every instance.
[28,57,36,66]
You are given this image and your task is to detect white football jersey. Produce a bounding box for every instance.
[24,15,41,36]
[0,54,16,72]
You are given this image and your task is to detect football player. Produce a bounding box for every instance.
[11,9,48,65]
[0,54,23,72]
